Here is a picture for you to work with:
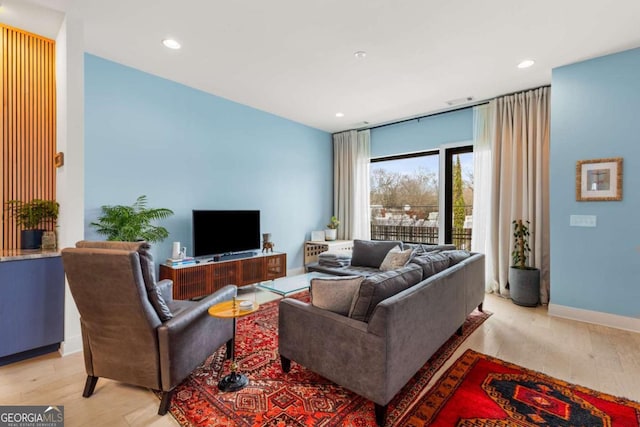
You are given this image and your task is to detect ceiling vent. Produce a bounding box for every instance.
[352,121,370,129]
[446,96,474,106]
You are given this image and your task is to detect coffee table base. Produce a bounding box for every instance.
[218,372,249,392]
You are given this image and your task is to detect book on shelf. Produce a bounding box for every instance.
[166,262,196,267]
[165,257,196,266]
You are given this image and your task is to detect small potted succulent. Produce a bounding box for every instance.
[508,219,540,306]
[5,199,59,249]
[325,216,340,241]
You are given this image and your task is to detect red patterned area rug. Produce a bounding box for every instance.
[162,292,490,427]
[399,349,640,426]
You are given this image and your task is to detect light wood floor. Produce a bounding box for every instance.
[2,290,640,427]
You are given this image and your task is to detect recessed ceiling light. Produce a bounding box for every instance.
[335,112,344,118]
[517,59,535,69]
[354,51,367,59]
[162,38,181,50]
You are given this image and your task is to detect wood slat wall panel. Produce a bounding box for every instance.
[1,25,56,249]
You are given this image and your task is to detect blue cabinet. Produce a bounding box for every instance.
[0,255,65,365]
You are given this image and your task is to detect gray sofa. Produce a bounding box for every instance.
[278,240,484,426]
[306,241,456,277]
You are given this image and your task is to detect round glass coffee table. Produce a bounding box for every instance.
[208,297,259,392]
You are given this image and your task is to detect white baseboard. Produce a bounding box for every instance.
[548,303,640,333]
[59,334,83,356]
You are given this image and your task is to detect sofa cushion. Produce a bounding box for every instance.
[409,252,451,279]
[349,263,423,322]
[350,239,403,268]
[306,263,381,277]
[75,240,173,321]
[403,243,457,254]
[441,250,472,266]
[310,276,364,316]
[138,243,173,321]
[379,246,413,271]
[75,240,142,251]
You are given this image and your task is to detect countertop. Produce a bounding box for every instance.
[0,249,61,262]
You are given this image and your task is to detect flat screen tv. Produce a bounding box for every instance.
[192,210,260,258]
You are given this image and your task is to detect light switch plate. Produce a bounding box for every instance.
[570,215,597,227]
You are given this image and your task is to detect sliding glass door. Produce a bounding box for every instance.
[370,151,440,243]
[370,145,474,249]
[444,146,473,249]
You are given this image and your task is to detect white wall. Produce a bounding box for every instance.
[55,15,84,356]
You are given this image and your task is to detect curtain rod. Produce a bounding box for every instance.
[367,101,488,131]
[356,84,550,132]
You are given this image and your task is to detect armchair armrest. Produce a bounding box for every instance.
[278,298,388,404]
[157,279,173,303]
[157,285,237,391]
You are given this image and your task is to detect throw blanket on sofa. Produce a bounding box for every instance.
[318,250,352,268]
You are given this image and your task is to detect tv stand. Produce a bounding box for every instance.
[160,252,286,300]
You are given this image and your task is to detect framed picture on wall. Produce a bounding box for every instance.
[576,157,623,201]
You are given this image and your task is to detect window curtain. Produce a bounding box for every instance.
[472,87,550,303]
[471,104,498,292]
[333,129,371,240]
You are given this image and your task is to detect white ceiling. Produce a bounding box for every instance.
[4,0,640,132]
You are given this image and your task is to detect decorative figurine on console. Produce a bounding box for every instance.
[262,233,274,253]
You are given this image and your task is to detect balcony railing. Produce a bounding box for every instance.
[370,205,473,250]
[370,224,439,244]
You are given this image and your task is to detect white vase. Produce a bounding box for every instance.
[325,229,337,241]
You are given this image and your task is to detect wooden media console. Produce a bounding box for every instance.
[159,252,286,300]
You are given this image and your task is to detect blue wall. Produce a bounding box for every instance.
[550,48,640,317]
[371,108,473,158]
[84,54,332,269]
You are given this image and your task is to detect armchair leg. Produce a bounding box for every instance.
[478,302,484,312]
[225,338,233,359]
[158,389,175,415]
[374,403,387,426]
[280,355,291,373]
[82,375,98,398]
[456,325,463,336]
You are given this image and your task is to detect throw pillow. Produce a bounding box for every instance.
[441,249,472,266]
[348,264,423,322]
[350,239,403,268]
[310,276,364,316]
[379,246,414,271]
[409,252,451,279]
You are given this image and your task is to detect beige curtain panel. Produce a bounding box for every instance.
[333,130,371,241]
[475,87,551,303]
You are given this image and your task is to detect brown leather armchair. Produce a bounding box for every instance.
[62,241,235,415]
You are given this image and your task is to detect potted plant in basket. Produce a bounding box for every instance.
[90,195,174,243]
[325,216,340,241]
[508,219,540,306]
[5,199,59,249]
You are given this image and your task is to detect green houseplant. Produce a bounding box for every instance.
[325,216,340,241]
[508,219,540,306]
[90,195,174,243]
[5,199,59,249]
